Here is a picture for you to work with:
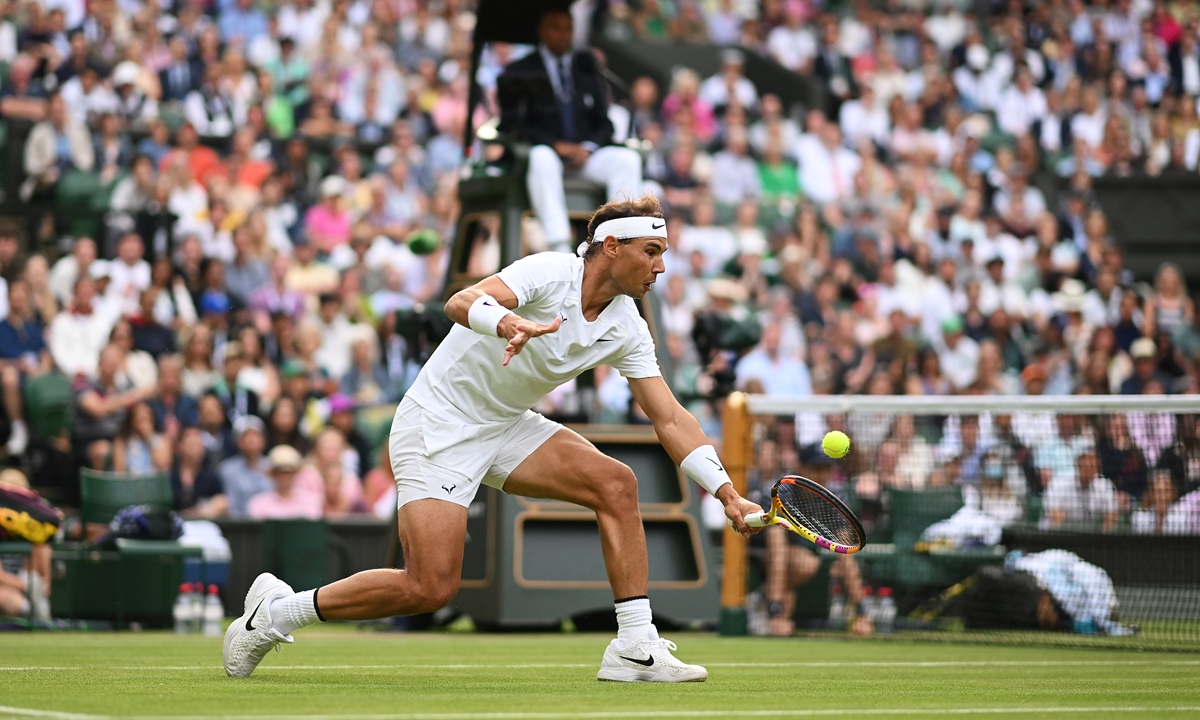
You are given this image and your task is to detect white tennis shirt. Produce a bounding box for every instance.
[404,251,662,425]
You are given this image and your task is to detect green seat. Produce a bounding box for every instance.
[79,469,173,525]
[22,372,72,440]
[888,486,963,552]
[261,520,350,591]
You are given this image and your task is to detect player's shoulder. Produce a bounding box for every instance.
[506,250,582,278]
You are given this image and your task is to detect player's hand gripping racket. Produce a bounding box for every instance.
[738,475,866,554]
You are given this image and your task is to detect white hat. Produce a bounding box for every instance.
[706,277,748,303]
[233,414,265,438]
[1131,337,1157,360]
[967,44,989,71]
[737,228,767,257]
[319,175,347,198]
[1052,278,1087,312]
[88,259,111,280]
[267,445,303,472]
[113,61,141,87]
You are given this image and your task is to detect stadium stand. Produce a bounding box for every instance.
[0,0,1196,645]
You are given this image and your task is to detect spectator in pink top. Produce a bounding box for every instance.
[247,444,323,520]
[302,176,353,253]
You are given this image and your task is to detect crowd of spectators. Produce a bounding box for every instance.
[596,0,1200,532]
[0,0,1197,533]
[0,0,471,519]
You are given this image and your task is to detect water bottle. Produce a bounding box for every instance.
[828,583,846,630]
[173,583,194,635]
[859,586,877,628]
[876,587,897,634]
[203,585,224,637]
[189,583,205,634]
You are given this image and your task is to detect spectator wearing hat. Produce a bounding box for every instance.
[112,61,158,130]
[303,176,353,254]
[247,444,322,520]
[172,423,226,518]
[936,315,980,392]
[219,414,272,518]
[1122,337,1174,394]
[21,92,94,202]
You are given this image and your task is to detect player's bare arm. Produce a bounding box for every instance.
[628,375,763,537]
[445,276,563,366]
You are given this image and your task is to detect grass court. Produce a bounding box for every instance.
[2,627,1199,719]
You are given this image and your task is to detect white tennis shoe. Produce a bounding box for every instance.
[223,572,295,677]
[596,637,708,682]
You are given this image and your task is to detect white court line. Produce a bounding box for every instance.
[2,660,1200,672]
[0,706,100,720]
[5,704,1200,719]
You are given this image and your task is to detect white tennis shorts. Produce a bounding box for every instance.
[389,396,563,508]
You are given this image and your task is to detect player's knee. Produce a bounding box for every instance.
[411,576,459,614]
[593,462,638,512]
[0,366,18,387]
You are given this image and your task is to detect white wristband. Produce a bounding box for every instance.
[468,294,513,337]
[680,444,732,495]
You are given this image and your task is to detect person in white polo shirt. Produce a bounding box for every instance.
[224,195,762,682]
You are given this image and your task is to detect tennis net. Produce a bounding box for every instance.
[720,393,1200,651]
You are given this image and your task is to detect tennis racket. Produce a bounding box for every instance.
[736,475,866,554]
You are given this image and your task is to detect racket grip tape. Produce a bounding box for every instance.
[743,512,769,527]
[725,512,770,529]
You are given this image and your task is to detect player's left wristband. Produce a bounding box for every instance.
[467,294,513,337]
[681,444,732,495]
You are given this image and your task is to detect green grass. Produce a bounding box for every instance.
[2,627,1200,719]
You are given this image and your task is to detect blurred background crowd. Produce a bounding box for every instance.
[0,0,1198,527]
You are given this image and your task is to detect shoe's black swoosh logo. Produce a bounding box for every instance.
[620,654,655,667]
[651,223,664,230]
[246,599,265,631]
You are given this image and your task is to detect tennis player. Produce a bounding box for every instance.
[224,195,763,682]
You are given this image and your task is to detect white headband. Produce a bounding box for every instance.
[577,216,668,257]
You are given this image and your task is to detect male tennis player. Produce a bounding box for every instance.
[224,195,763,682]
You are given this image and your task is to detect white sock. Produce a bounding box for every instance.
[269,589,323,636]
[614,596,658,645]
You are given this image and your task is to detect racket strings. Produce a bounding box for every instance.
[777,484,862,547]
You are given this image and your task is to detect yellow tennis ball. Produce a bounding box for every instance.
[822,431,851,459]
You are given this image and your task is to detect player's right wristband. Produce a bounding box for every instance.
[681,444,733,495]
[467,294,513,337]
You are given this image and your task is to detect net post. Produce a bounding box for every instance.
[719,391,751,636]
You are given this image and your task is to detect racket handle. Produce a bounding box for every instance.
[725,512,770,529]
[743,512,769,528]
